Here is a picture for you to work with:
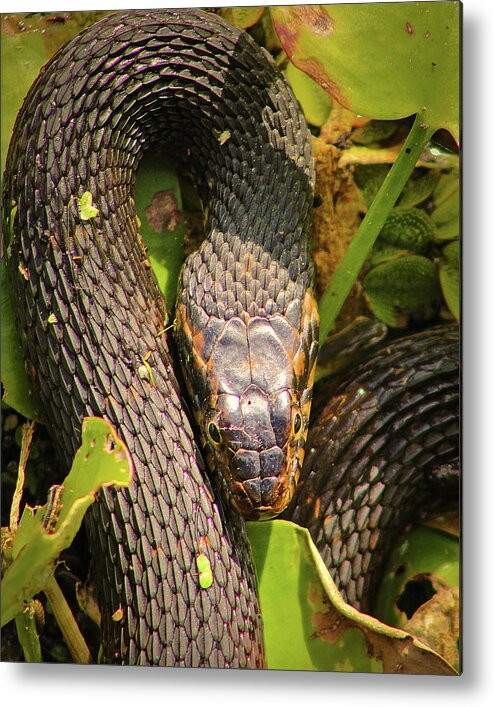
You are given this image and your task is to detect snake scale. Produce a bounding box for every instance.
[3,10,459,667]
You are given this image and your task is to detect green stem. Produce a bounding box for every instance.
[15,605,42,662]
[317,113,436,344]
[44,575,92,664]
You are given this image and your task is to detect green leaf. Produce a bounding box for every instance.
[271,3,460,140]
[1,29,46,175]
[77,192,99,220]
[432,169,460,241]
[363,254,442,327]
[133,154,184,308]
[15,605,42,662]
[370,245,410,267]
[285,61,332,127]
[1,260,43,421]
[374,525,459,630]
[397,169,441,207]
[247,520,456,673]
[1,417,133,628]
[439,240,460,320]
[220,6,265,30]
[196,554,213,590]
[378,206,437,254]
[351,120,398,146]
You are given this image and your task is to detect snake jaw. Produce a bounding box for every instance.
[227,468,299,521]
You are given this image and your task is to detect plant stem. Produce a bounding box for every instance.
[10,420,36,532]
[44,575,92,664]
[15,605,42,662]
[317,113,436,344]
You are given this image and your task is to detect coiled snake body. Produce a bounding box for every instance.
[3,10,459,666]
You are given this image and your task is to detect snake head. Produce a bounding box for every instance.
[202,383,307,519]
[175,290,319,519]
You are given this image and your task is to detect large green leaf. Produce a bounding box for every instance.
[374,524,459,630]
[285,61,332,128]
[271,3,460,141]
[373,523,460,671]
[247,520,456,674]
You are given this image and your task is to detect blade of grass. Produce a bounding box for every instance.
[318,113,436,344]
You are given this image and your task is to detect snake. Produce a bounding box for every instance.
[2,9,459,667]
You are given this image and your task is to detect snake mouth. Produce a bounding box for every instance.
[228,470,298,520]
[223,443,301,519]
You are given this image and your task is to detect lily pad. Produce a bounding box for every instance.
[247,520,455,674]
[271,3,460,141]
[285,61,332,127]
[1,417,133,628]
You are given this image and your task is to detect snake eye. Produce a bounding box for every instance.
[207,421,222,446]
[293,411,303,437]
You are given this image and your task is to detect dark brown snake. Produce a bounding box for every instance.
[2,10,459,667]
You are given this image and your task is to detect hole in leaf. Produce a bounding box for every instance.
[104,433,117,453]
[396,574,437,619]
